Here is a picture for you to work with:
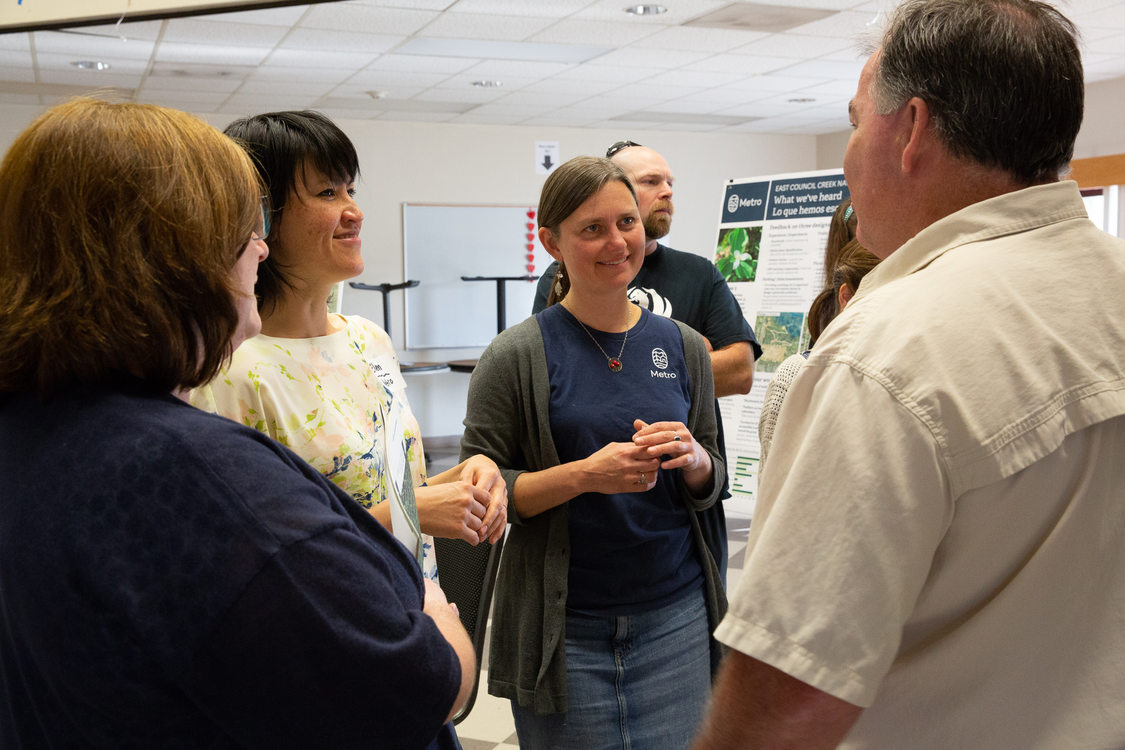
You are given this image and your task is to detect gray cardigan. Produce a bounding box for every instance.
[460,314,728,714]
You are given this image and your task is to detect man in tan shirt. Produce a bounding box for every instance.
[694,1,1125,747]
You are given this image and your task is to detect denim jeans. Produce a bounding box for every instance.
[511,586,710,750]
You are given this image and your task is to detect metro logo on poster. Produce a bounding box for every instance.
[722,181,769,223]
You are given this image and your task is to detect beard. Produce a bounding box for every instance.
[644,201,673,240]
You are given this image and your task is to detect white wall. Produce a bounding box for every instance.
[0,105,817,437]
[6,72,1124,439]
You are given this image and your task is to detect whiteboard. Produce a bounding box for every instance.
[403,203,550,349]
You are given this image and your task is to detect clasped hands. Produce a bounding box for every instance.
[584,419,709,495]
[416,454,508,545]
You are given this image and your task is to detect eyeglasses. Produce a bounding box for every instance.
[606,140,642,158]
[253,196,271,241]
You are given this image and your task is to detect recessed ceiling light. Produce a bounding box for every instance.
[788,97,816,103]
[625,4,667,15]
[366,90,388,100]
[71,60,110,71]
[472,80,503,88]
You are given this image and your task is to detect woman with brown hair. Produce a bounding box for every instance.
[0,98,471,749]
[461,156,727,748]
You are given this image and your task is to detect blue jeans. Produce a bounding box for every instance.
[511,587,711,750]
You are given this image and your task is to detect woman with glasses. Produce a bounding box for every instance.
[461,156,727,748]
[0,98,472,748]
[193,111,506,577]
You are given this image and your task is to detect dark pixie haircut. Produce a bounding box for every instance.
[223,110,360,311]
[538,156,637,305]
[873,0,1083,185]
[0,98,261,397]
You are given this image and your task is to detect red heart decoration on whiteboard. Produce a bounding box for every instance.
[526,210,535,219]
[527,264,535,273]
[525,233,534,242]
[526,253,535,262]
[526,222,534,231]
[526,243,534,251]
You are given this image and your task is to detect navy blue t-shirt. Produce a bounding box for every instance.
[0,386,461,750]
[539,305,703,615]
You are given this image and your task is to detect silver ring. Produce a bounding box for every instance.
[673,433,682,442]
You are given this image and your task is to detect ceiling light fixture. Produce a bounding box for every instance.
[472,80,503,88]
[366,90,389,100]
[71,60,111,71]
[625,4,667,15]
[788,97,816,103]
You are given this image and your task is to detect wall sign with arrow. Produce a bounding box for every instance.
[535,141,559,175]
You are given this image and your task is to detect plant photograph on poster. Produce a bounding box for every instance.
[714,225,763,282]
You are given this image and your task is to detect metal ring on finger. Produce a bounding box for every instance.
[673,432,682,442]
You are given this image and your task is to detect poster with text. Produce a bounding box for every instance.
[714,169,849,519]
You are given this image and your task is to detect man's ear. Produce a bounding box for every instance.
[539,226,562,262]
[900,96,932,174]
[838,282,855,311]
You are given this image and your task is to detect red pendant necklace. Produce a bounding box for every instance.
[575,318,629,372]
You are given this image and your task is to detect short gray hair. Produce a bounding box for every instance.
[872,0,1083,184]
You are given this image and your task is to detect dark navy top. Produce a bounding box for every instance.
[0,386,461,750]
[539,305,703,615]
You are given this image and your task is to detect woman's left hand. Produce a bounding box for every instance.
[459,454,508,544]
[631,419,713,491]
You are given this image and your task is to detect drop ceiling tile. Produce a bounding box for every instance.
[316,106,388,120]
[37,69,142,89]
[516,77,621,97]
[453,112,528,124]
[0,49,33,68]
[592,47,710,69]
[779,58,864,80]
[220,93,321,111]
[529,19,664,47]
[573,0,729,25]
[600,81,699,103]
[135,89,229,107]
[720,72,824,94]
[787,10,881,37]
[649,68,748,88]
[435,0,592,15]
[346,68,451,87]
[247,66,354,84]
[494,89,589,108]
[683,52,794,75]
[299,5,439,34]
[462,59,573,78]
[161,19,290,47]
[155,42,272,66]
[376,110,460,122]
[35,52,147,74]
[33,31,155,60]
[366,53,478,73]
[265,48,377,68]
[278,28,403,53]
[72,21,165,41]
[550,64,651,84]
[142,75,244,93]
[236,79,339,97]
[194,6,312,25]
[0,65,36,83]
[410,86,508,102]
[0,33,30,51]
[631,25,768,53]
[732,32,855,59]
[419,12,557,40]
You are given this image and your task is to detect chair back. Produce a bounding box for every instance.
[434,532,505,724]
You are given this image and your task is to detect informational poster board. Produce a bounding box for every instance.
[712,169,850,518]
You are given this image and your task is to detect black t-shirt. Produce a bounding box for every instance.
[0,387,460,750]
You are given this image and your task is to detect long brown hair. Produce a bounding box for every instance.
[806,240,880,346]
[0,98,262,397]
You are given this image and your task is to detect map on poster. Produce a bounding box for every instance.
[713,169,848,518]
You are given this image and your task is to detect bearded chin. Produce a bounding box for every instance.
[644,213,672,240]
